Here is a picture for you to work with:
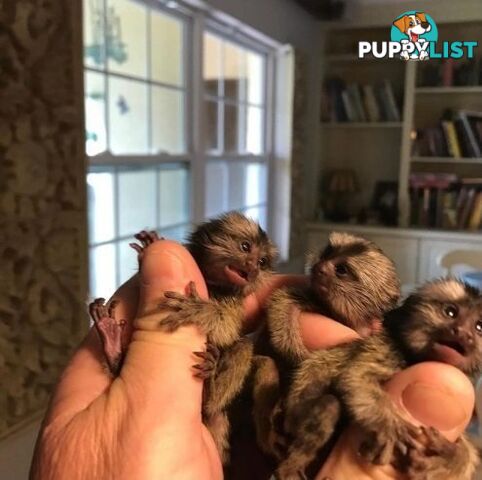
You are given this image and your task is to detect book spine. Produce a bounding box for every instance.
[458,112,481,157]
[468,191,482,230]
[383,80,401,122]
[459,188,476,229]
[362,85,380,122]
[442,121,462,158]
[341,90,357,122]
[441,59,454,87]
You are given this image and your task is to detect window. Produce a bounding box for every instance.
[83,0,280,297]
[203,32,269,228]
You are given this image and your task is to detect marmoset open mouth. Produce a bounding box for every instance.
[432,340,468,366]
[438,339,466,355]
[224,265,249,286]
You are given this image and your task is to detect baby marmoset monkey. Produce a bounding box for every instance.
[263,232,401,365]
[160,211,278,462]
[278,278,482,480]
[251,232,401,457]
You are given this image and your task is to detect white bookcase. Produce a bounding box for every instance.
[311,16,482,270]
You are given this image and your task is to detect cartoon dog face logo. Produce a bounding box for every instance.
[393,12,432,60]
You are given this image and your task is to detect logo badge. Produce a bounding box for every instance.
[391,11,438,60]
[358,12,477,61]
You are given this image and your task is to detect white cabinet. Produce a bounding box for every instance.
[306,223,482,287]
[418,238,482,283]
[367,235,418,286]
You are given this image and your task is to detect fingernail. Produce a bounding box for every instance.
[401,382,466,431]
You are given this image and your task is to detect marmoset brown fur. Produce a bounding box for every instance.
[157,211,278,463]
[252,232,401,458]
[277,278,481,480]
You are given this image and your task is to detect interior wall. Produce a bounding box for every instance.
[0,0,86,476]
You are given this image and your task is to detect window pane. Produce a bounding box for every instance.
[245,163,268,206]
[246,106,264,154]
[84,0,105,68]
[203,33,222,96]
[206,162,228,217]
[159,167,189,227]
[150,10,183,86]
[247,51,264,105]
[160,224,190,243]
[118,169,157,237]
[206,161,267,218]
[118,240,138,285]
[107,0,147,78]
[109,77,148,154]
[243,205,267,230]
[224,42,247,102]
[204,100,221,152]
[151,87,185,154]
[85,71,107,156]
[224,103,246,153]
[90,243,116,298]
[87,171,115,244]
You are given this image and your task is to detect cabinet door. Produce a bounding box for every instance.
[418,239,482,283]
[366,235,418,286]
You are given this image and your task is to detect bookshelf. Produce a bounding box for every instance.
[321,122,402,129]
[317,18,482,233]
[416,86,482,94]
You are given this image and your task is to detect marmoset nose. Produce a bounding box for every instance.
[313,262,329,277]
[451,325,474,345]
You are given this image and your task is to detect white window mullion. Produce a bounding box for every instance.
[190,12,207,224]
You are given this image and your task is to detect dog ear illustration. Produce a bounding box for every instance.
[393,15,409,34]
[416,12,427,23]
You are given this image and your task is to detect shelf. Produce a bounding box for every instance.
[321,122,403,129]
[306,221,482,241]
[416,86,482,94]
[411,156,482,164]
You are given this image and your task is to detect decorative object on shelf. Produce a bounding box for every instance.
[322,168,359,222]
[372,181,399,226]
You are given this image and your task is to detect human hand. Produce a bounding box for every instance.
[30,240,222,480]
[30,240,475,480]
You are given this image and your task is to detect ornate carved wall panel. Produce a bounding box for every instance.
[289,52,308,259]
[0,0,87,437]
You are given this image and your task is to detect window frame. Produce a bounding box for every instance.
[84,0,282,294]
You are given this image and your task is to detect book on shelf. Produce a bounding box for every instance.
[417,57,482,87]
[322,76,401,123]
[441,121,462,158]
[362,85,380,122]
[410,173,482,230]
[412,110,482,158]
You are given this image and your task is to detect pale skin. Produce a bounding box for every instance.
[30,240,475,480]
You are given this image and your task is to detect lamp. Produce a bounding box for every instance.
[323,168,360,222]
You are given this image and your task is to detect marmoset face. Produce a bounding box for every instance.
[310,232,400,330]
[396,278,482,374]
[187,211,277,295]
